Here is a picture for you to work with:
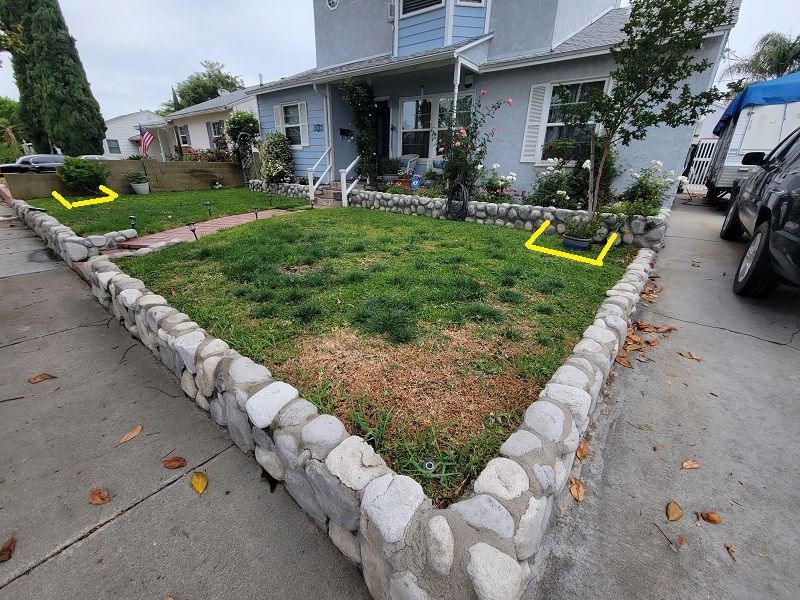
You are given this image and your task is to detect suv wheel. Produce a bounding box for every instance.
[720,199,744,240]
[733,222,779,297]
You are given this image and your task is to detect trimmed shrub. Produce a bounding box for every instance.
[58,157,108,193]
[258,133,294,183]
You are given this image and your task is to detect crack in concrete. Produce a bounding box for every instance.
[0,319,108,349]
[0,443,235,591]
[644,308,800,350]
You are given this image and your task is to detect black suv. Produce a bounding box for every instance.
[720,126,800,297]
[0,154,65,174]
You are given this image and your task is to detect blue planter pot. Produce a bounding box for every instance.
[563,235,592,250]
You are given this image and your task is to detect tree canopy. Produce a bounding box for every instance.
[1,0,106,154]
[723,32,800,83]
[159,61,244,114]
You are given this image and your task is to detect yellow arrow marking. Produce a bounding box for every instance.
[51,185,119,210]
[525,219,618,267]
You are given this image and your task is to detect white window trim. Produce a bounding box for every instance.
[455,0,486,6]
[106,139,121,154]
[400,0,445,19]
[274,101,309,150]
[177,125,191,146]
[398,91,475,160]
[211,120,225,138]
[534,77,610,166]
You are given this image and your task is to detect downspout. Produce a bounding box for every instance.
[393,0,400,57]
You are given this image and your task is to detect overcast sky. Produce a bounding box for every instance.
[0,0,797,119]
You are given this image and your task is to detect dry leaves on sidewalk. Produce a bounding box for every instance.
[88,488,110,505]
[191,471,208,495]
[635,321,676,334]
[681,460,700,470]
[118,425,142,444]
[162,456,187,469]
[615,350,633,369]
[576,441,590,461]
[725,543,736,561]
[569,478,585,502]
[666,501,683,521]
[698,511,722,524]
[27,373,56,384]
[679,351,703,362]
[0,537,16,562]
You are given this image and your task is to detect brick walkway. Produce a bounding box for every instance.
[119,209,289,249]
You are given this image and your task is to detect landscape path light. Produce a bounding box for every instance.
[204,201,212,216]
[186,222,198,240]
[129,215,137,228]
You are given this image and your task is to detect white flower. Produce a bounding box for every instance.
[556,190,568,196]
[668,170,675,177]
[582,159,591,170]
[508,171,517,178]
[477,164,484,170]
[679,176,690,185]
[632,173,640,179]
[547,166,555,172]
[492,163,501,170]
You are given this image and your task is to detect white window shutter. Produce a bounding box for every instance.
[299,101,309,147]
[273,105,284,134]
[520,84,549,163]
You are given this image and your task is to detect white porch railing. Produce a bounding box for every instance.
[339,156,360,207]
[307,145,332,203]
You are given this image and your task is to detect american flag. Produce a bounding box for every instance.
[138,124,154,157]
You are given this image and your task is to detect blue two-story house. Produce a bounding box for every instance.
[247,0,738,196]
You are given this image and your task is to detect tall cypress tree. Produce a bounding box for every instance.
[4,0,105,154]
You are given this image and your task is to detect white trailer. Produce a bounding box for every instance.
[706,100,800,201]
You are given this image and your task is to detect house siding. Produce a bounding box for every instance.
[473,35,725,196]
[170,110,230,152]
[486,0,558,61]
[398,6,447,56]
[452,3,487,43]
[552,0,616,46]
[256,86,329,177]
[313,0,394,68]
[103,111,164,160]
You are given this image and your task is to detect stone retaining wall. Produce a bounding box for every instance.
[249,179,310,199]
[248,179,669,249]
[12,196,655,600]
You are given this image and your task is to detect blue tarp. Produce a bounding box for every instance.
[713,72,800,136]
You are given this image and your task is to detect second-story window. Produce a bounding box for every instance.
[402,0,444,17]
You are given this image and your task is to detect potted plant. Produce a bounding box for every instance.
[127,170,150,195]
[378,158,402,183]
[563,216,601,250]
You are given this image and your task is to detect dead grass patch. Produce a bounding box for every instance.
[278,326,539,444]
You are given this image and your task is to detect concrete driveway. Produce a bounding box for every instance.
[0,204,369,599]
[531,198,800,599]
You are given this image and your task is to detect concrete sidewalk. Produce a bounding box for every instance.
[0,204,369,599]
[532,199,800,599]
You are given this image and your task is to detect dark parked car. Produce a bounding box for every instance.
[720,126,800,297]
[0,154,65,174]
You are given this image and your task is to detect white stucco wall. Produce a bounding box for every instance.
[170,110,231,151]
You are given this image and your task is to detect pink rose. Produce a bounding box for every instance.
[459,129,468,138]
[480,89,488,97]
[455,141,462,148]
[491,126,497,134]
[438,147,444,153]
[506,98,513,106]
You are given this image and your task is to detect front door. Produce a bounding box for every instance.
[375,100,391,163]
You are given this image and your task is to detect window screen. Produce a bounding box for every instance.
[402,0,444,15]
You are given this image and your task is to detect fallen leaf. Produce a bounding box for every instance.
[576,441,590,461]
[678,351,703,362]
[118,425,142,444]
[682,460,700,470]
[699,511,722,524]
[88,488,110,505]
[666,501,683,521]
[164,596,176,600]
[678,535,686,546]
[615,355,633,368]
[636,354,655,363]
[0,537,16,562]
[757,552,767,558]
[191,471,208,495]
[162,456,187,469]
[569,478,585,502]
[652,445,658,451]
[667,380,673,386]
[27,373,56,384]
[627,333,643,344]
[691,259,701,267]
[725,543,736,561]
[646,337,660,347]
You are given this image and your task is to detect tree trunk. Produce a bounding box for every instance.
[592,139,612,216]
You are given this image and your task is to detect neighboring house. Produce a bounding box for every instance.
[102,110,167,159]
[247,0,740,194]
[147,89,259,157]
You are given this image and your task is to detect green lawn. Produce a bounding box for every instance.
[27,187,307,236]
[119,208,632,505]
